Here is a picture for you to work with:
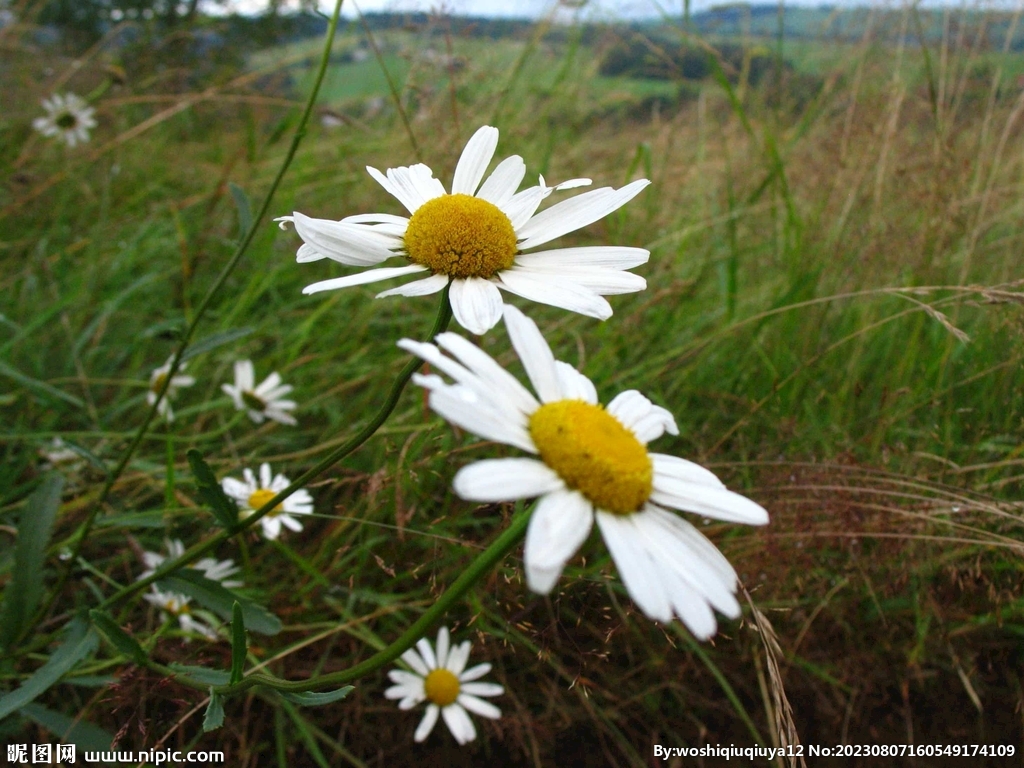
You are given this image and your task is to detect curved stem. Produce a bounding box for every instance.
[214,503,533,696]
[98,284,452,610]
[31,0,347,638]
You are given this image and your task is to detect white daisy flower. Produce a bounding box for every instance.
[277,125,651,335]
[143,587,219,641]
[384,626,503,745]
[399,305,770,640]
[221,359,298,425]
[38,437,85,472]
[32,93,97,148]
[146,357,195,423]
[220,462,314,540]
[138,538,243,588]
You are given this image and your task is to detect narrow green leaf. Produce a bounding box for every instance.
[0,618,99,721]
[203,690,225,732]
[229,183,254,240]
[88,609,148,665]
[181,327,254,363]
[0,361,85,408]
[19,702,113,752]
[230,601,246,685]
[168,664,231,686]
[186,449,238,528]
[280,687,355,707]
[158,570,281,636]
[0,473,64,650]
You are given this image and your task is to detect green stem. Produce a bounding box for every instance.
[98,284,452,610]
[214,503,533,696]
[30,0,347,639]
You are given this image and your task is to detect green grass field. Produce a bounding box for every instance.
[3,6,1024,766]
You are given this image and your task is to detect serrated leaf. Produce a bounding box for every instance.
[229,183,253,240]
[180,327,254,363]
[186,449,238,528]
[168,664,231,686]
[203,690,225,732]
[0,473,64,650]
[158,570,281,636]
[280,687,355,707]
[19,702,113,752]
[229,601,246,685]
[89,609,148,665]
[0,618,99,721]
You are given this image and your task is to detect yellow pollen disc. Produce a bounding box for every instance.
[248,488,282,517]
[529,400,653,515]
[404,193,517,279]
[150,372,168,394]
[423,668,461,707]
[241,390,267,411]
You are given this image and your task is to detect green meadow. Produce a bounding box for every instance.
[3,5,1024,765]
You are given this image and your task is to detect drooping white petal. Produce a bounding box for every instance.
[457,693,502,719]
[296,243,325,263]
[649,480,770,525]
[449,277,504,335]
[290,211,399,266]
[433,332,539,415]
[453,458,563,502]
[497,269,613,321]
[442,703,477,745]
[648,505,739,587]
[426,386,536,453]
[502,304,562,403]
[414,704,440,742]
[516,179,652,250]
[302,264,428,295]
[477,155,527,208]
[649,453,725,490]
[554,361,598,404]
[524,489,594,594]
[452,125,499,196]
[595,511,672,622]
[375,273,449,299]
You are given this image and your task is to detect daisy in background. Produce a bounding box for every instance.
[399,305,770,640]
[385,626,503,745]
[33,93,97,148]
[222,359,298,425]
[146,356,195,423]
[221,462,314,540]
[138,539,243,641]
[278,125,651,335]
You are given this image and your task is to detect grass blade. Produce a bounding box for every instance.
[159,570,281,636]
[230,601,246,685]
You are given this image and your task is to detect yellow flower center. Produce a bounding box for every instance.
[404,194,517,279]
[529,400,652,515]
[423,668,461,707]
[248,489,282,517]
[150,372,168,394]
[241,390,267,411]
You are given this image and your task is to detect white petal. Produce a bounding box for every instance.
[401,647,430,677]
[449,277,504,335]
[458,661,492,681]
[405,163,448,203]
[375,273,449,299]
[291,211,398,265]
[260,517,282,540]
[414,704,440,742]
[516,179,652,250]
[501,185,548,230]
[512,265,647,295]
[388,669,424,687]
[502,304,561,403]
[460,682,504,698]
[451,125,499,196]
[457,693,502,719]
[441,704,477,745]
[302,264,428,295]
[554,361,598,404]
[649,481,769,526]
[650,453,725,490]
[476,155,526,208]
[453,458,563,502]
[368,164,441,214]
[596,511,672,622]
[514,246,650,271]
[232,360,254,392]
[629,407,679,444]
[296,243,325,263]
[435,626,450,669]
[447,641,472,676]
[221,477,250,501]
[607,390,678,442]
[497,270,612,321]
[255,371,282,395]
[646,505,739,588]
[341,213,410,227]
[416,637,437,669]
[427,386,536,453]
[259,463,273,488]
[433,332,539,415]
[524,489,594,594]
